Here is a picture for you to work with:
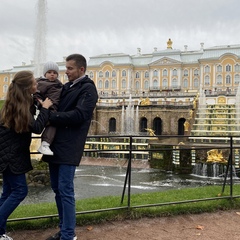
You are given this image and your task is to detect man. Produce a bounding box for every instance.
[43,54,98,240]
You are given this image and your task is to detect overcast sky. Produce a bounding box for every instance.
[0,0,239,70]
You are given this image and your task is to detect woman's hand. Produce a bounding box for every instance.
[38,97,53,109]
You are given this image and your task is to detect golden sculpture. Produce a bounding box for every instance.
[189,109,194,119]
[145,128,156,136]
[184,120,190,131]
[167,38,173,49]
[206,149,227,164]
[140,97,150,105]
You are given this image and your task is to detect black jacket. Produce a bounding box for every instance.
[0,107,50,174]
[43,75,98,165]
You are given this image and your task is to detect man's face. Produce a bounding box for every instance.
[65,60,84,81]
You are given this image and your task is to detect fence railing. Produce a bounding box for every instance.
[8,134,240,222]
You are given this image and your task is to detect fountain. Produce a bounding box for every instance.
[33,0,47,77]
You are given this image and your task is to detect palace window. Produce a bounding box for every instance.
[144,80,149,90]
[4,77,8,82]
[162,79,168,88]
[112,79,116,89]
[216,75,222,85]
[172,69,177,76]
[109,118,116,132]
[193,78,199,88]
[3,85,8,93]
[105,71,110,78]
[136,72,140,78]
[235,64,240,72]
[145,71,149,78]
[153,70,158,77]
[226,64,231,72]
[105,80,109,89]
[122,79,126,89]
[217,65,222,72]
[163,69,168,76]
[194,69,199,76]
[234,74,240,84]
[122,70,126,77]
[99,71,103,77]
[98,80,103,89]
[226,75,231,84]
[89,71,94,78]
[153,79,158,89]
[112,70,116,77]
[204,66,210,73]
[172,78,177,88]
[135,81,140,90]
[183,69,188,76]
[183,79,188,88]
[204,75,210,85]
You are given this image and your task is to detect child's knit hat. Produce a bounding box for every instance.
[43,61,59,76]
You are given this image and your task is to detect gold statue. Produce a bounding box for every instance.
[167,38,173,49]
[206,149,227,164]
[184,120,190,131]
[140,97,150,105]
[145,128,156,136]
[189,109,194,119]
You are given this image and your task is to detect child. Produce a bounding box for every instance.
[0,71,52,240]
[35,61,63,155]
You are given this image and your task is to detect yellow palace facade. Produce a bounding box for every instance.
[1,39,240,99]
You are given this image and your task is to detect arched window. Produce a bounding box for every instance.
[162,79,168,88]
[172,69,177,76]
[226,64,231,72]
[226,75,231,84]
[109,118,116,132]
[194,69,199,76]
[99,71,103,77]
[135,81,140,90]
[98,80,103,89]
[183,79,188,88]
[105,71,110,78]
[184,69,188,76]
[153,70,158,77]
[105,80,109,89]
[112,70,116,77]
[205,66,210,73]
[140,117,147,132]
[4,77,8,82]
[217,75,222,85]
[136,72,140,78]
[145,71,149,78]
[112,79,116,89]
[153,79,158,89]
[122,70,126,77]
[172,78,177,88]
[153,117,162,135]
[235,64,240,72]
[144,80,149,90]
[193,78,199,88]
[89,71,94,78]
[217,65,222,72]
[3,85,8,93]
[235,74,240,84]
[163,69,168,76]
[122,79,126,89]
[204,76,210,85]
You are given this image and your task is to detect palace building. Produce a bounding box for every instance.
[1,39,240,136]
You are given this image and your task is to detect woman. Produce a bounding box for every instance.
[0,71,52,240]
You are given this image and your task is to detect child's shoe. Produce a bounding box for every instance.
[38,141,54,155]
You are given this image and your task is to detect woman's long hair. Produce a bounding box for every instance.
[0,71,34,133]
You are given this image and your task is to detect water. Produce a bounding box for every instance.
[21,165,239,205]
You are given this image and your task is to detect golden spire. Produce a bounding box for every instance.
[167,38,173,49]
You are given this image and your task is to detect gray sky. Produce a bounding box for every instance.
[0,0,239,70]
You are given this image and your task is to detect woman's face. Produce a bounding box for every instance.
[30,77,38,94]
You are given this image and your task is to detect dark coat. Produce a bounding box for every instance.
[0,108,50,174]
[34,77,63,111]
[42,75,98,166]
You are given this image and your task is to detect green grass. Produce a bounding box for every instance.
[7,184,240,231]
[0,100,4,109]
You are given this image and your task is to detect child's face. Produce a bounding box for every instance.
[45,70,58,81]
